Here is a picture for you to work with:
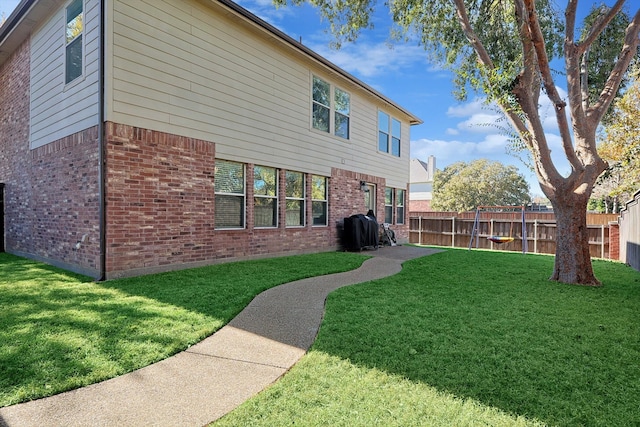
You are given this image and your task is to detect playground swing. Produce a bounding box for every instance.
[468,206,528,253]
[487,235,515,244]
[487,216,516,244]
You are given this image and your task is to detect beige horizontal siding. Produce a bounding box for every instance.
[108,0,411,184]
[30,0,100,149]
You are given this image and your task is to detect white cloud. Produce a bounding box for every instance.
[456,112,503,133]
[411,135,510,165]
[309,42,429,78]
[446,99,487,117]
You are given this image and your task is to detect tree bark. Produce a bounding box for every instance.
[550,194,602,286]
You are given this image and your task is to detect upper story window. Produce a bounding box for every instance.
[65,0,84,84]
[215,160,245,229]
[312,76,350,139]
[378,111,402,157]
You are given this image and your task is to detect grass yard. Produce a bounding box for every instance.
[214,249,640,427]
[0,251,368,407]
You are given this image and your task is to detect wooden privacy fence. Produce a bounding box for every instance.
[409,213,617,259]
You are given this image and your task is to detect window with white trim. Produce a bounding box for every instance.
[285,171,305,227]
[396,189,405,225]
[215,160,245,229]
[65,0,83,84]
[378,111,402,157]
[254,166,278,228]
[311,175,328,226]
[384,187,394,224]
[312,75,350,139]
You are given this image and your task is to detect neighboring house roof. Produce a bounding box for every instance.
[410,158,432,183]
[410,157,435,202]
[0,0,422,126]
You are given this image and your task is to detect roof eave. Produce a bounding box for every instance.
[0,0,68,66]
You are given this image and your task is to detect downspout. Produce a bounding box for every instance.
[98,0,106,281]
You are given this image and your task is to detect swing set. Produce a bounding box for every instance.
[468,205,528,254]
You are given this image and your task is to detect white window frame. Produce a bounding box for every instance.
[311,175,329,227]
[214,160,246,230]
[285,171,306,228]
[378,111,402,157]
[311,75,350,140]
[396,189,405,225]
[384,187,394,224]
[64,0,84,85]
[254,165,279,229]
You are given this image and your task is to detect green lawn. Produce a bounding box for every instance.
[214,249,640,427]
[0,251,368,407]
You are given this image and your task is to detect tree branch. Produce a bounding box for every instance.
[577,0,626,55]
[452,0,494,69]
[524,0,582,173]
[588,8,640,124]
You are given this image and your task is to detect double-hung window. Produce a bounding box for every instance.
[378,111,402,157]
[215,160,245,229]
[384,188,394,224]
[312,76,350,139]
[254,166,278,228]
[334,88,350,139]
[65,0,83,84]
[396,189,405,225]
[311,175,328,226]
[285,171,305,227]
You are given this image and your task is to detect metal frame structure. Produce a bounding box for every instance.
[468,205,528,254]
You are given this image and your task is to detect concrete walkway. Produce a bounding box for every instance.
[0,245,440,427]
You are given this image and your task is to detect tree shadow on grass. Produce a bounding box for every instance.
[0,251,367,407]
[0,254,218,407]
[312,251,640,427]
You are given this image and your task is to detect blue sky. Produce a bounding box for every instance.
[1,0,623,196]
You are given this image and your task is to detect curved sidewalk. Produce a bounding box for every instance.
[0,245,440,427]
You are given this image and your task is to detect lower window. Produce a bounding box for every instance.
[396,189,405,225]
[311,175,328,226]
[254,165,278,228]
[286,171,305,227]
[215,160,245,229]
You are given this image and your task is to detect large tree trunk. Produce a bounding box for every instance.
[550,195,601,286]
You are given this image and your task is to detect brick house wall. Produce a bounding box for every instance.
[105,122,405,278]
[1,43,410,280]
[409,199,432,213]
[609,221,620,261]
[0,40,102,277]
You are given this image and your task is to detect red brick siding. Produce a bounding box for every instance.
[104,124,335,277]
[103,124,408,277]
[609,222,619,260]
[105,122,218,274]
[409,199,432,213]
[0,40,101,276]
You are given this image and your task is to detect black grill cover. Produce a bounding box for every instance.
[343,214,378,251]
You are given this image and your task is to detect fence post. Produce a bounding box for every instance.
[452,217,455,247]
[534,219,538,254]
[489,219,494,250]
[418,216,422,245]
[601,224,605,259]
